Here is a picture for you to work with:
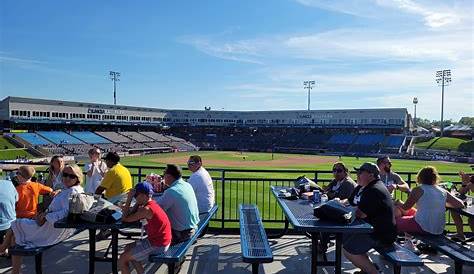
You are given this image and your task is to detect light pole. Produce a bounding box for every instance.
[435,70,451,137]
[109,71,121,105]
[412,97,418,128]
[303,80,315,111]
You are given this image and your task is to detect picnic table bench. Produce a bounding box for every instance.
[8,228,84,274]
[149,204,218,274]
[414,234,474,274]
[239,204,273,274]
[374,242,423,274]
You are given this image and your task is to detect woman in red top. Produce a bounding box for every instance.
[119,182,171,274]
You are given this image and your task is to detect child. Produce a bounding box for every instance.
[15,166,56,219]
[119,182,172,274]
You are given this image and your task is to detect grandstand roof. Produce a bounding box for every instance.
[1,96,408,114]
[444,124,472,132]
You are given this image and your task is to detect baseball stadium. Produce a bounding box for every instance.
[0,95,473,274]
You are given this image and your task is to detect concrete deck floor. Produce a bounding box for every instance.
[0,231,473,274]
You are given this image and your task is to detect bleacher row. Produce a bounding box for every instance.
[171,128,406,155]
[6,131,199,156]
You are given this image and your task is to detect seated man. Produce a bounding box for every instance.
[95,152,132,202]
[187,155,215,213]
[155,164,200,244]
[342,163,397,274]
[95,152,132,240]
[323,162,357,200]
[119,182,172,274]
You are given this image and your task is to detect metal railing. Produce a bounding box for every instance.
[0,163,468,230]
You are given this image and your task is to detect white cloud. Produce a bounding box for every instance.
[179,36,264,64]
[180,0,472,119]
[0,55,45,69]
[296,0,467,28]
[376,0,462,28]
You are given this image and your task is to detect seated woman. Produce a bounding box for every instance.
[14,166,56,219]
[395,166,464,235]
[0,164,84,274]
[324,162,357,200]
[450,171,474,242]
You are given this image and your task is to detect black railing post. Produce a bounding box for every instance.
[221,170,226,230]
[138,167,142,182]
[314,171,318,183]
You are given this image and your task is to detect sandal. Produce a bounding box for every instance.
[450,234,466,243]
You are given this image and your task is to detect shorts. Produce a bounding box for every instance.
[396,215,425,234]
[343,233,387,255]
[0,229,7,244]
[131,238,169,262]
[171,229,195,244]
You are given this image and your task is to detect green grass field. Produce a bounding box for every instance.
[0,136,34,160]
[0,149,33,160]
[118,151,473,230]
[416,137,467,151]
[119,151,471,182]
[3,150,471,231]
[0,136,16,149]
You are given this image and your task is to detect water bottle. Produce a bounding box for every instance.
[312,190,321,204]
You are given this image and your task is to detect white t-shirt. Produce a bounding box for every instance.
[84,161,108,193]
[188,167,215,213]
[51,172,64,190]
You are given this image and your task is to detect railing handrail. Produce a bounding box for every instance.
[0,161,466,176]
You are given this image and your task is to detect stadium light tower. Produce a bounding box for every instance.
[109,71,121,105]
[412,97,418,128]
[303,80,316,111]
[435,69,451,137]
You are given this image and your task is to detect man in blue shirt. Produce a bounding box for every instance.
[0,179,18,248]
[155,164,199,244]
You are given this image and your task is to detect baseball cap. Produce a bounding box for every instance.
[134,182,154,196]
[354,162,380,177]
[102,152,120,163]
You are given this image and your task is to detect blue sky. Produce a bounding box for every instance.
[0,0,472,120]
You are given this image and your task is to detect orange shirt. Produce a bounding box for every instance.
[16,182,53,218]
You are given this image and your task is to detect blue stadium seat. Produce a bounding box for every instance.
[384,135,405,148]
[15,133,52,146]
[37,131,85,145]
[328,134,355,144]
[70,131,112,144]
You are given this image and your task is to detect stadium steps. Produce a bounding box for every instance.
[3,135,46,157]
[426,137,441,150]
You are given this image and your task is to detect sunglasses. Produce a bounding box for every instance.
[332,168,344,173]
[62,173,77,179]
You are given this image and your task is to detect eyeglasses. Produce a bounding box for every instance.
[332,168,344,173]
[62,173,77,179]
[187,161,196,166]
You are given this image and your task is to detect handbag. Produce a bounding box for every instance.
[80,197,122,224]
[313,200,354,224]
[69,193,96,214]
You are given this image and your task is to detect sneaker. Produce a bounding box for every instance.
[450,234,466,243]
[353,263,380,274]
[403,239,421,255]
[416,242,438,255]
